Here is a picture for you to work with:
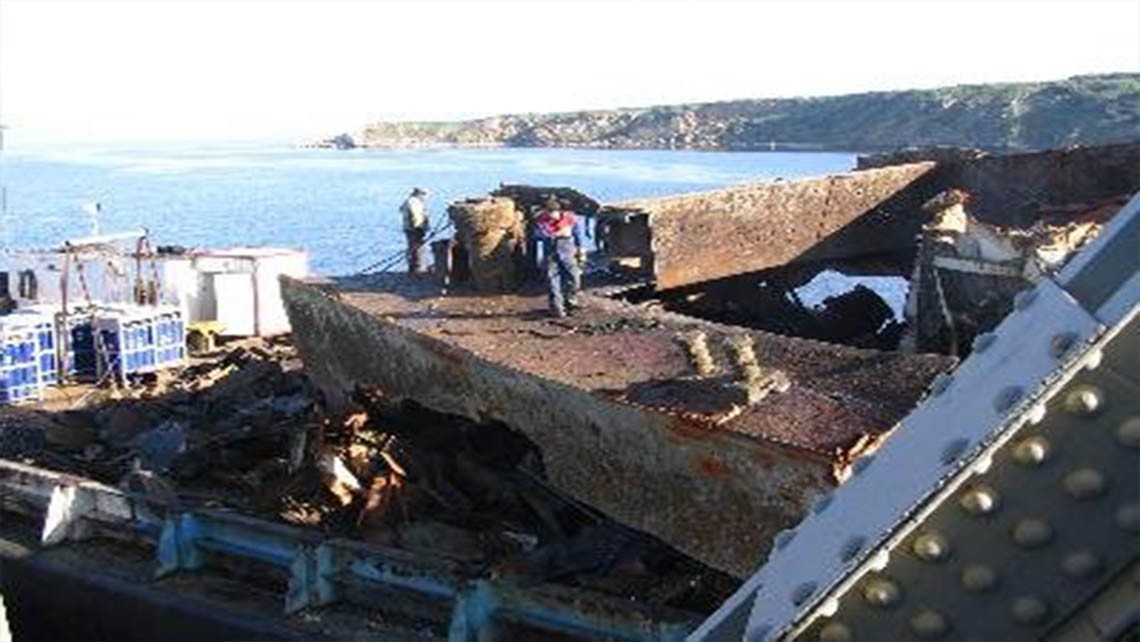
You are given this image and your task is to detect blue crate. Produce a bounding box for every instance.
[0,323,43,405]
[22,315,57,387]
[33,305,186,384]
[67,319,97,378]
[0,379,41,404]
[97,323,157,378]
[152,308,186,369]
[35,326,57,384]
[1,325,37,366]
[38,351,58,385]
[94,306,176,379]
[155,344,186,365]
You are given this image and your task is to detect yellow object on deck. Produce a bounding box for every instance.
[186,321,226,356]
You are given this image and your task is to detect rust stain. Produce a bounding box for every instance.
[634,162,937,289]
[695,456,732,479]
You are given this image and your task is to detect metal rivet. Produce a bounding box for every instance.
[994,386,1024,413]
[1116,503,1140,533]
[913,532,951,562]
[1026,404,1047,425]
[863,577,902,608]
[960,486,1000,515]
[973,332,996,353]
[818,621,851,642]
[1012,518,1053,548]
[852,455,875,476]
[1084,350,1103,370]
[1062,550,1104,579]
[1063,468,1107,500]
[1050,332,1077,358]
[1012,596,1050,625]
[973,453,993,474]
[910,610,950,639]
[1117,417,1140,449]
[775,529,797,550]
[1012,436,1050,467]
[1014,288,1038,309]
[961,564,999,592]
[819,597,840,617]
[941,438,971,465]
[839,536,866,562]
[929,374,953,396]
[812,493,833,515]
[1063,385,1104,416]
[868,550,890,572]
[792,582,817,606]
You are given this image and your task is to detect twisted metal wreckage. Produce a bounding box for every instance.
[0,143,1137,641]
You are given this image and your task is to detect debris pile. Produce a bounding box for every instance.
[635,268,909,352]
[0,338,737,612]
[901,190,1117,355]
[313,396,735,609]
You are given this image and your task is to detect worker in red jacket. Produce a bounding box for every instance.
[534,197,587,317]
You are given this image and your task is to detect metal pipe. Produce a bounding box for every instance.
[62,228,148,250]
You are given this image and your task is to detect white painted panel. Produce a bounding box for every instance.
[159,258,198,322]
[213,273,256,337]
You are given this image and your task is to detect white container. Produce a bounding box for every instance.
[188,247,308,337]
[6,244,307,339]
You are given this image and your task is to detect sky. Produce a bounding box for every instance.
[1,0,1138,144]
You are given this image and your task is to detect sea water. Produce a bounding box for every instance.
[0,141,856,275]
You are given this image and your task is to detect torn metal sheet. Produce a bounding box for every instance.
[902,189,1125,356]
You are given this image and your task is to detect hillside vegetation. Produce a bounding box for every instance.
[347,74,1140,152]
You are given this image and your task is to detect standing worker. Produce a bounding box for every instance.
[400,187,430,273]
[535,196,587,317]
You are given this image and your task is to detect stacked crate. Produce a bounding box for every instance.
[94,304,186,381]
[1,304,186,393]
[1,309,59,387]
[95,307,158,380]
[153,307,187,368]
[0,316,44,404]
[24,312,58,386]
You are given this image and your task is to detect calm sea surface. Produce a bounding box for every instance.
[1,142,856,275]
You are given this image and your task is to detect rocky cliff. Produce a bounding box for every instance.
[340,74,1140,152]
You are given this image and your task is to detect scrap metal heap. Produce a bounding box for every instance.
[0,341,735,640]
[901,189,1124,356]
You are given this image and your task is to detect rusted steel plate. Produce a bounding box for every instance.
[613,163,939,290]
[282,275,951,576]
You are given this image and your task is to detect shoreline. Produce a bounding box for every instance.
[302,140,879,154]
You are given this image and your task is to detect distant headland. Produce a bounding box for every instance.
[311,73,1140,153]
